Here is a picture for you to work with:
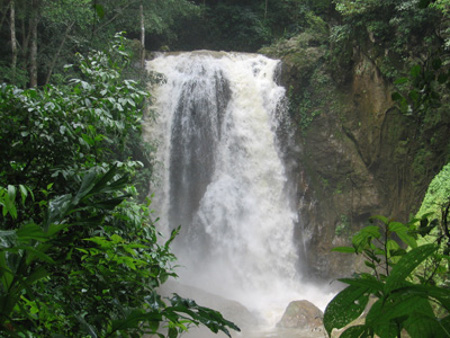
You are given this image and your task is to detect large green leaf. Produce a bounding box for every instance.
[323,285,370,335]
[89,165,119,195]
[0,230,17,249]
[46,194,73,227]
[365,288,448,338]
[340,325,372,338]
[388,221,417,248]
[339,276,384,294]
[410,64,421,78]
[0,252,13,290]
[365,300,399,338]
[404,312,450,338]
[2,187,17,219]
[109,309,163,333]
[167,294,240,337]
[5,245,55,264]
[16,223,49,242]
[168,327,178,338]
[384,244,438,294]
[369,215,389,224]
[18,184,31,205]
[351,226,380,251]
[395,284,450,312]
[367,294,433,325]
[332,246,356,253]
[24,266,51,286]
[438,316,450,337]
[75,314,98,338]
[74,170,98,204]
[6,185,18,219]
[386,239,400,259]
[90,196,128,210]
[46,223,71,237]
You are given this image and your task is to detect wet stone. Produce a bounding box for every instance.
[277,300,324,330]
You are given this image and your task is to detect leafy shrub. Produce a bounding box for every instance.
[324,213,450,337]
[0,34,239,337]
[331,0,442,80]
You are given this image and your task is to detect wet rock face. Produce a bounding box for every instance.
[261,34,395,278]
[277,300,324,330]
[295,50,393,279]
[261,31,449,279]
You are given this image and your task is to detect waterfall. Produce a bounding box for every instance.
[146,51,328,327]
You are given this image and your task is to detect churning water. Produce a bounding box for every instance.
[146,51,331,331]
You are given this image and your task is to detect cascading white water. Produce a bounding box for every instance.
[146,51,330,328]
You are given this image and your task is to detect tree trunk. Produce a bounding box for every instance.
[10,0,17,82]
[21,17,29,55]
[264,0,268,20]
[1,1,10,29]
[140,1,145,68]
[45,21,74,85]
[29,0,39,87]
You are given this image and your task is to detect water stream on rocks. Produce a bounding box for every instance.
[146,51,333,336]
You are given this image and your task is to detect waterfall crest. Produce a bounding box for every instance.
[146,51,326,325]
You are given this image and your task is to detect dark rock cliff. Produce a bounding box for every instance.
[261,31,450,279]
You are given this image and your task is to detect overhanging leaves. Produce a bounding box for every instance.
[323,285,370,335]
[109,309,163,333]
[339,276,384,294]
[388,221,417,248]
[385,244,438,294]
[332,246,356,253]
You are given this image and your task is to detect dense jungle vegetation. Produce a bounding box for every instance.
[0,0,449,337]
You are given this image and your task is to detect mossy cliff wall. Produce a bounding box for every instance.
[260,33,450,279]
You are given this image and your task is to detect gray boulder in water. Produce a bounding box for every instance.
[277,300,324,330]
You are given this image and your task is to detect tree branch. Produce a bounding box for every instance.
[45,20,75,85]
[10,0,17,82]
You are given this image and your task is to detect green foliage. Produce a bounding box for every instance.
[325,213,450,337]
[304,11,329,39]
[335,214,351,237]
[431,0,450,49]
[202,3,271,52]
[0,168,239,336]
[288,86,322,131]
[333,0,380,16]
[94,0,201,47]
[392,59,448,110]
[391,57,450,143]
[417,162,450,219]
[391,60,450,187]
[170,0,333,51]
[432,0,450,12]
[0,33,150,198]
[330,0,443,80]
[0,62,28,88]
[0,0,201,86]
[0,37,239,337]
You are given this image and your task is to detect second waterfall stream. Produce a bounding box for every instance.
[146,51,331,335]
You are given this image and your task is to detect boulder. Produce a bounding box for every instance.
[277,300,324,330]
